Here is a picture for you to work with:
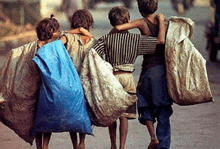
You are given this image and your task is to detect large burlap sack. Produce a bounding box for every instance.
[80,48,137,127]
[0,41,39,144]
[165,16,214,105]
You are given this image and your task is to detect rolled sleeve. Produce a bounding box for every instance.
[138,35,157,55]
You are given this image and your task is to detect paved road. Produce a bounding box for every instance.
[1,0,220,149]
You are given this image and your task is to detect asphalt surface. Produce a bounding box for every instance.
[0,0,220,149]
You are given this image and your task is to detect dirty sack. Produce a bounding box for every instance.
[80,48,137,127]
[0,41,39,144]
[32,40,92,135]
[165,16,214,105]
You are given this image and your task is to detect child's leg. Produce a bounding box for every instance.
[69,132,78,149]
[36,133,43,149]
[78,133,86,149]
[42,132,51,149]
[138,106,159,149]
[119,117,128,149]
[108,121,117,149]
[145,121,159,149]
[156,107,172,149]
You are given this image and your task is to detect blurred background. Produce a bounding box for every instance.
[1,0,220,149]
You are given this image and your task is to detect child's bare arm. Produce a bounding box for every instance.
[156,13,166,45]
[69,27,93,37]
[109,19,142,33]
[60,27,93,45]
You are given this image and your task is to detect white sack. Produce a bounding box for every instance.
[80,48,137,127]
[165,16,214,105]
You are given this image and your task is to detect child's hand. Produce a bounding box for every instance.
[156,13,166,45]
[60,35,67,44]
[157,13,166,22]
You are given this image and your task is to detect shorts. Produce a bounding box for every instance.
[114,72,137,119]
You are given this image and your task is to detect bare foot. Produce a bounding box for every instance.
[110,144,117,149]
[0,100,5,104]
[119,144,125,149]
[78,143,85,149]
[147,139,159,149]
[119,145,125,149]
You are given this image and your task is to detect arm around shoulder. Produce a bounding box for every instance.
[156,13,166,45]
[109,20,141,33]
[69,27,93,37]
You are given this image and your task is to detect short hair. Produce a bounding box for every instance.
[108,6,130,27]
[137,0,158,17]
[70,9,94,30]
[36,14,60,41]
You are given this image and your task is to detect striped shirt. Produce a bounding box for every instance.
[93,32,157,72]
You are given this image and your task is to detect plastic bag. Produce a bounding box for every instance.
[32,40,92,135]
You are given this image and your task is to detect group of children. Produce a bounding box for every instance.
[33,10,96,149]
[10,0,173,149]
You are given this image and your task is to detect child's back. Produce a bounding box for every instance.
[137,0,169,74]
[137,1,173,149]
[95,5,166,149]
[140,17,165,75]
[111,1,173,149]
[111,0,167,73]
[137,0,166,75]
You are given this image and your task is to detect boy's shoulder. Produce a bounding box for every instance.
[97,32,142,43]
[61,32,80,41]
[98,32,130,40]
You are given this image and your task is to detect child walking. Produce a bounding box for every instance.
[35,11,95,149]
[59,9,97,149]
[93,6,166,149]
[111,1,173,149]
[34,15,61,149]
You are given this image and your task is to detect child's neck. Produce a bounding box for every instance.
[38,39,53,47]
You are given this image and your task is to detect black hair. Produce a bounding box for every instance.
[36,14,60,41]
[108,6,130,27]
[70,9,94,30]
[137,0,158,17]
